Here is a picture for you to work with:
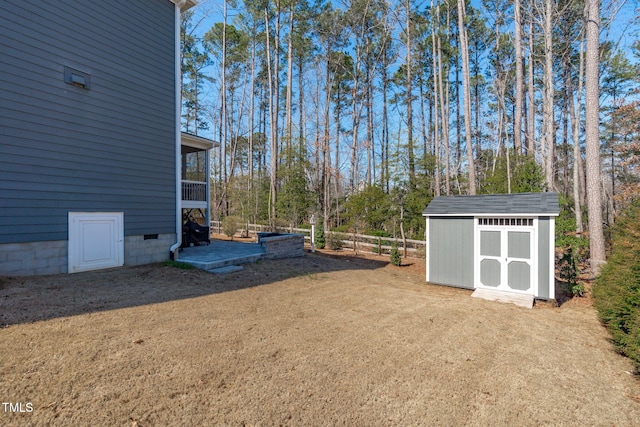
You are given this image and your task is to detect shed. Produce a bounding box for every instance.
[423,192,560,301]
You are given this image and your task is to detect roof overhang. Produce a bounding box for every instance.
[170,0,197,12]
[423,212,560,217]
[422,192,561,217]
[181,132,217,150]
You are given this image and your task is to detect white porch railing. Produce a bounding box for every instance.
[181,180,207,202]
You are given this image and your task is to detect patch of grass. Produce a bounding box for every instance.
[593,199,640,373]
[163,260,196,270]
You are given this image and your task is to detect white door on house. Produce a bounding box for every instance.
[476,220,535,295]
[68,212,124,273]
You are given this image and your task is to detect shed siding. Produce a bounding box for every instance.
[0,0,176,244]
[428,217,474,289]
[537,217,551,299]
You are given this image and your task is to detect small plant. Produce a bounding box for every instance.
[222,216,241,240]
[315,222,326,249]
[558,247,582,297]
[327,231,343,250]
[390,242,401,266]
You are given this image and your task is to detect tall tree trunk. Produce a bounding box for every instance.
[322,55,332,229]
[526,11,535,156]
[419,74,429,160]
[248,21,256,188]
[431,1,441,196]
[366,58,374,186]
[382,55,390,193]
[335,88,342,228]
[562,62,570,195]
[438,36,450,195]
[265,6,278,225]
[350,77,360,192]
[457,0,477,194]
[514,0,524,155]
[285,5,294,167]
[405,0,415,188]
[221,1,228,215]
[585,0,606,275]
[543,0,555,190]
[570,32,585,234]
[298,52,306,161]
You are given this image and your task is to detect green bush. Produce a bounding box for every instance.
[593,199,640,372]
[222,216,241,240]
[327,232,343,250]
[390,242,401,266]
[558,248,583,297]
[314,222,325,249]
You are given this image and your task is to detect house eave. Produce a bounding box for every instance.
[181,132,217,151]
[170,0,197,12]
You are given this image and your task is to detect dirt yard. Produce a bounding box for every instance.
[1,251,639,426]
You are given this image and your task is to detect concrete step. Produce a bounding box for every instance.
[471,288,534,309]
[207,265,244,274]
[181,253,263,271]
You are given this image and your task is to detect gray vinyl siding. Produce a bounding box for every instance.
[428,217,475,289]
[0,0,177,244]
[537,217,552,299]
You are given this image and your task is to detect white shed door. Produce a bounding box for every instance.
[477,225,534,295]
[68,212,124,273]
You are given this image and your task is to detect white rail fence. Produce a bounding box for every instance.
[210,221,426,259]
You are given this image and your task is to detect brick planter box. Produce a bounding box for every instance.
[257,233,305,259]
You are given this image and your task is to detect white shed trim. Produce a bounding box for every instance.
[548,218,556,300]
[425,216,430,282]
[425,212,560,218]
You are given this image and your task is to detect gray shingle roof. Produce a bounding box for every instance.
[423,192,560,216]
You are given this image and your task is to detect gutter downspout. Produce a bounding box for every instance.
[170,2,183,259]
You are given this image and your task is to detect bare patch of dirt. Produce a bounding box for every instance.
[1,253,639,425]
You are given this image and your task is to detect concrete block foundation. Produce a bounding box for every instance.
[0,233,176,276]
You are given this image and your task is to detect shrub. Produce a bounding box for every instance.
[222,216,241,240]
[327,232,343,250]
[315,222,325,249]
[593,199,640,372]
[390,242,401,266]
[558,247,583,297]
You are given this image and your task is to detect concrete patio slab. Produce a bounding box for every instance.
[178,239,265,271]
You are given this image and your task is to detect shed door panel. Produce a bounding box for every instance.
[478,227,533,294]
